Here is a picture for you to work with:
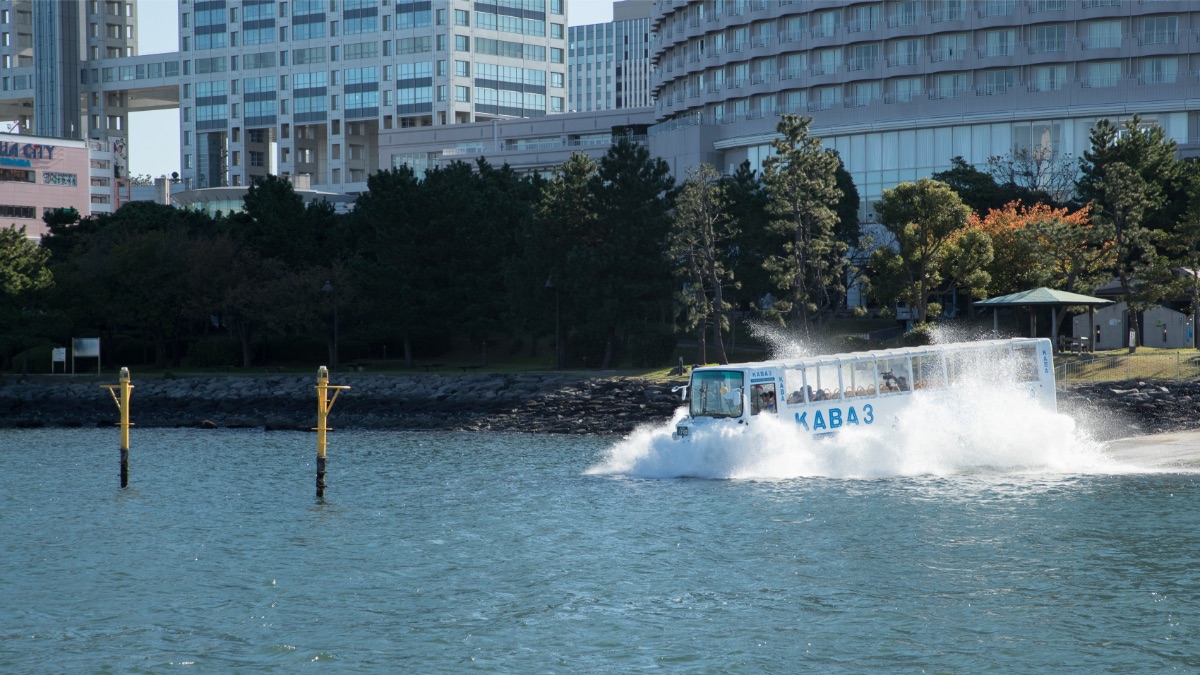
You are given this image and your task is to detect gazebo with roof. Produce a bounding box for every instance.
[973,288,1113,352]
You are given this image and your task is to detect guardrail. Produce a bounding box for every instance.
[1055,353,1200,387]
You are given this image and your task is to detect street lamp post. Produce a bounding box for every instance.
[545,271,561,370]
[322,280,339,373]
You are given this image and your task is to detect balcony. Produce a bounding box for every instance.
[976,81,1017,95]
[1028,0,1066,12]
[929,8,965,23]
[887,12,923,28]
[929,86,964,99]
[887,52,922,67]
[849,57,880,71]
[978,1,1015,17]
[929,48,965,63]
[1081,35,1124,49]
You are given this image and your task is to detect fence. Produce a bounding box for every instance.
[1055,353,1200,387]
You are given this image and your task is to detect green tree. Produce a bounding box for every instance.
[235,174,348,269]
[583,137,675,369]
[350,166,428,366]
[723,160,779,310]
[527,152,600,368]
[1169,158,1200,347]
[43,202,226,367]
[668,163,739,365]
[761,115,845,331]
[0,226,54,369]
[932,157,1012,215]
[455,160,536,366]
[1078,116,1181,351]
[871,178,980,323]
[0,226,52,302]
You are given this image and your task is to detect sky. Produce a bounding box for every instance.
[128,0,616,179]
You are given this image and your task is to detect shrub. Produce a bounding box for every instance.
[566,324,621,368]
[112,338,156,366]
[833,335,873,353]
[629,326,678,368]
[186,338,242,368]
[902,322,936,347]
[13,344,56,374]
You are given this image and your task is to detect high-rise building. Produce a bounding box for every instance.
[646,0,1200,224]
[0,0,140,141]
[567,0,652,113]
[177,0,570,190]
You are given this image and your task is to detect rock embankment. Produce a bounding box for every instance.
[0,373,687,435]
[2,373,1198,437]
[1058,379,1200,437]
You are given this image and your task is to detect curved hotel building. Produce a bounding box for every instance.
[646,0,1200,221]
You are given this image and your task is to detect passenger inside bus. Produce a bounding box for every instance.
[751,384,778,414]
[761,389,776,413]
[787,390,804,405]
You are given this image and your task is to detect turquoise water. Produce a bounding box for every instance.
[2,423,1199,672]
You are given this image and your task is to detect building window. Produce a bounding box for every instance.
[1142,17,1178,45]
[1142,57,1178,85]
[931,34,965,62]
[982,69,1014,95]
[249,151,264,167]
[1031,25,1066,53]
[454,9,469,26]
[984,29,1014,57]
[890,38,921,67]
[1084,61,1121,88]
[1086,20,1122,49]
[0,204,35,216]
[932,73,966,99]
[1030,65,1066,91]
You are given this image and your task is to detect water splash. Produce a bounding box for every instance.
[743,320,813,361]
[927,320,1007,345]
[587,385,1136,480]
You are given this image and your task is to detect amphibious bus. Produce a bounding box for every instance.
[673,338,1056,441]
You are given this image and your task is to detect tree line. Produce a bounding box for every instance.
[0,113,1196,372]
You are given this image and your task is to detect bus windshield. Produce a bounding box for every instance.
[689,370,744,418]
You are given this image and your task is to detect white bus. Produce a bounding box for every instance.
[674,338,1056,441]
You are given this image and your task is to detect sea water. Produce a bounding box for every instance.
[2,391,1199,672]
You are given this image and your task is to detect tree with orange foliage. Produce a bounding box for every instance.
[974,200,1116,336]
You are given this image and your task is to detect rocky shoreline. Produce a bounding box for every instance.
[2,372,1198,437]
[0,373,687,435]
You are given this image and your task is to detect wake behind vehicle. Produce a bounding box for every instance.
[674,338,1056,440]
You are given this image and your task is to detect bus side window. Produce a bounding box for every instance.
[784,368,806,406]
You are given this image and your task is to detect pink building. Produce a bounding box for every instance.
[0,133,93,239]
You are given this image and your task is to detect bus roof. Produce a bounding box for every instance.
[692,337,1050,372]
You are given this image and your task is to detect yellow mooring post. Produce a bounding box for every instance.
[314,365,350,498]
[100,367,134,488]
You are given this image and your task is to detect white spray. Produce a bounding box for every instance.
[590,326,1141,480]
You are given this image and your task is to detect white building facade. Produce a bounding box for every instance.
[645,0,1200,226]
[177,0,570,192]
